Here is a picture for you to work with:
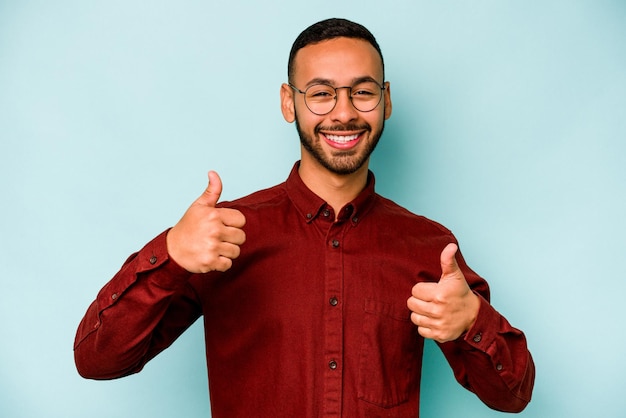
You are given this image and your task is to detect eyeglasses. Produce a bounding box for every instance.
[289,80,386,115]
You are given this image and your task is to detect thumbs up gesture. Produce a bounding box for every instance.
[407,243,480,343]
[166,171,246,273]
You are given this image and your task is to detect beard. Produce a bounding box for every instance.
[295,115,385,176]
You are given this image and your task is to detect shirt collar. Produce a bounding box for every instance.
[285,161,377,223]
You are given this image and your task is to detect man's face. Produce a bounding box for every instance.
[281,37,392,176]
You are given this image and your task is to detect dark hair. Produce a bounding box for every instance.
[288,18,384,82]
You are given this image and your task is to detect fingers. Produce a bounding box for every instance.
[198,213,246,271]
[220,207,247,229]
[185,230,245,273]
[196,170,223,207]
[196,171,246,227]
[212,242,243,272]
[409,314,450,342]
[440,243,460,277]
[219,223,247,246]
[219,241,243,260]
[406,243,472,343]
[408,304,457,343]
[166,171,247,274]
[410,281,437,302]
[407,284,443,322]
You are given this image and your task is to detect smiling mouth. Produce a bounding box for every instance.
[325,133,360,144]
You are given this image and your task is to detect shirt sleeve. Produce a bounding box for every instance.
[438,253,536,412]
[73,230,202,380]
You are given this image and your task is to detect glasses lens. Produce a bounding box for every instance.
[304,84,336,115]
[350,81,383,112]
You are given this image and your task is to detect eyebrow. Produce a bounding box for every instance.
[304,76,381,88]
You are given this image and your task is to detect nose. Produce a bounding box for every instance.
[329,87,358,122]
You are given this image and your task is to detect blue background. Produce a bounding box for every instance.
[1,1,625,417]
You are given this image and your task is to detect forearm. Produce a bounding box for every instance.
[440,296,535,412]
[74,230,199,379]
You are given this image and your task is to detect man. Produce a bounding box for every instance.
[74,18,534,417]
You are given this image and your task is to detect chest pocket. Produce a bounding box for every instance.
[357,298,421,408]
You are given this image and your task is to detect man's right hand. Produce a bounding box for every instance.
[166,171,246,273]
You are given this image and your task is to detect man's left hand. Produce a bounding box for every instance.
[407,243,480,343]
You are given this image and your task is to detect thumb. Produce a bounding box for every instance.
[196,170,223,207]
[440,243,461,278]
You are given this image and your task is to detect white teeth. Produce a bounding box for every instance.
[326,134,359,143]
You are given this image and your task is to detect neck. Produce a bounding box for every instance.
[298,154,369,217]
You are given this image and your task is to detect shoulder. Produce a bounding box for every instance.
[218,182,289,212]
[372,194,453,236]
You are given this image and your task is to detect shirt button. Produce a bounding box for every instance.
[496,363,503,371]
[323,209,330,217]
[306,213,312,219]
[331,239,340,248]
[328,360,338,370]
[149,256,157,265]
[473,333,482,343]
[329,297,338,306]
[352,216,359,224]
[111,293,118,300]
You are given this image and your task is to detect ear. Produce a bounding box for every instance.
[383,81,392,120]
[280,83,296,123]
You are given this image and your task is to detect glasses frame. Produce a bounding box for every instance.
[289,81,386,116]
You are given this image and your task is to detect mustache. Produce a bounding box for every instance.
[316,123,371,133]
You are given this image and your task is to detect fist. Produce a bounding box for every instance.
[166,171,246,273]
[407,243,480,343]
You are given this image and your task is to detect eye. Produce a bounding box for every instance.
[352,83,378,97]
[311,90,333,98]
[306,85,335,99]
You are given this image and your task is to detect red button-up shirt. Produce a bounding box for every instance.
[74,163,534,417]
